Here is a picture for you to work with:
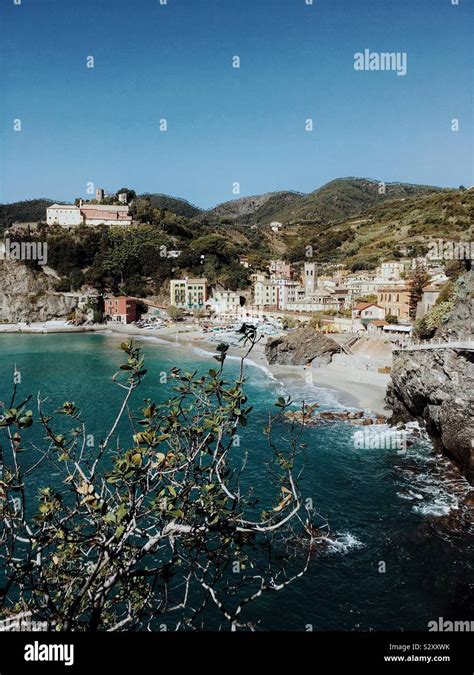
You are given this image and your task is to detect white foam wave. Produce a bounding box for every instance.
[323,531,365,554]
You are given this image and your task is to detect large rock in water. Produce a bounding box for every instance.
[265,326,340,366]
[386,272,474,484]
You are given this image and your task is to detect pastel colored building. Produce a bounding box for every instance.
[377,261,404,280]
[79,204,132,226]
[254,281,280,308]
[351,303,386,321]
[208,290,241,316]
[170,278,208,309]
[377,287,411,321]
[104,296,138,324]
[268,259,292,280]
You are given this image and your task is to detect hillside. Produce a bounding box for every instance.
[272,178,445,225]
[205,178,446,227]
[1,179,471,280]
[275,187,473,268]
[206,191,304,223]
[0,199,55,231]
[135,193,202,219]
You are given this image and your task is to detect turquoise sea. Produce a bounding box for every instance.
[0,333,472,631]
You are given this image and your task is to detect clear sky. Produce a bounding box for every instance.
[1,0,472,208]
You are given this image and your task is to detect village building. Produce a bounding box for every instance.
[303,262,317,294]
[332,287,351,309]
[269,259,292,280]
[104,296,138,324]
[377,286,411,321]
[278,282,305,309]
[254,281,280,308]
[366,320,390,334]
[415,281,446,320]
[287,290,340,314]
[207,290,241,316]
[351,302,386,322]
[170,278,208,310]
[250,272,268,284]
[377,261,405,280]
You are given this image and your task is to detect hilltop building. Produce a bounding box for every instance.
[46,203,132,227]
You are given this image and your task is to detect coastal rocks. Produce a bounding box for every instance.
[387,347,474,484]
[0,260,78,322]
[284,406,387,427]
[265,325,340,366]
[386,272,474,484]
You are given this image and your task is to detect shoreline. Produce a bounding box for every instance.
[0,320,390,415]
[95,323,390,415]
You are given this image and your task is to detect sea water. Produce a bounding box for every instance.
[0,333,471,631]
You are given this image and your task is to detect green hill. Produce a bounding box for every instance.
[136,193,202,219]
[259,178,446,226]
[206,177,446,227]
[206,191,304,223]
[278,187,474,268]
[0,199,55,231]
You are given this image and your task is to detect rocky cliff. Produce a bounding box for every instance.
[386,273,474,484]
[265,326,340,366]
[0,261,78,322]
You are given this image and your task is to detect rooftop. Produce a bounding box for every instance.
[48,204,79,210]
[81,204,129,212]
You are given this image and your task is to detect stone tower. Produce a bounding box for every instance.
[303,262,317,294]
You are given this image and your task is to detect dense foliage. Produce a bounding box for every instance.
[0,336,322,630]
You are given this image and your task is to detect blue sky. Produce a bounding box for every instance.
[1,0,472,207]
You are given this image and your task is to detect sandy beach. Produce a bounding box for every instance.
[0,320,391,416]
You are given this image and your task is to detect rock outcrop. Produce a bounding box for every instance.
[0,261,78,322]
[265,326,340,366]
[386,272,474,484]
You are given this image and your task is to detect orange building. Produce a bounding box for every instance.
[376,286,411,321]
[104,296,138,324]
